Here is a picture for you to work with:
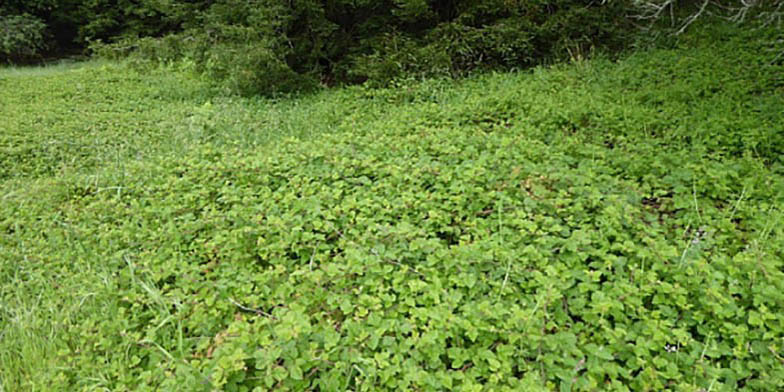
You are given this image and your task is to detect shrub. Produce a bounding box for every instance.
[97,0,634,94]
[348,32,454,86]
[0,14,48,63]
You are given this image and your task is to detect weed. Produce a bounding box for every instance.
[1,24,782,391]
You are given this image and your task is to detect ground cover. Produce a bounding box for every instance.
[1,25,782,391]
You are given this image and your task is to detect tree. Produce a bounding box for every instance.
[630,0,783,34]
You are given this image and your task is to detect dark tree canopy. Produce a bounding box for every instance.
[2,0,780,93]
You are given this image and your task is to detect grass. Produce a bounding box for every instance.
[1,24,783,391]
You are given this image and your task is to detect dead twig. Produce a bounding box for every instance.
[228,297,277,320]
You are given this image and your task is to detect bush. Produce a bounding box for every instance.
[4,0,637,92]
[93,0,320,96]
[0,14,48,63]
[95,0,634,95]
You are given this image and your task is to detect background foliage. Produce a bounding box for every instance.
[0,14,48,63]
[3,0,781,93]
[5,0,634,92]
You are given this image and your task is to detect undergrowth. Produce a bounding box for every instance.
[0,25,782,391]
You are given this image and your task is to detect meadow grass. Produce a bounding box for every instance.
[0,24,782,391]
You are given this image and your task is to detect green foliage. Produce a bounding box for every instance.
[75,0,165,42]
[3,0,636,89]
[1,0,204,61]
[1,25,783,391]
[0,62,213,181]
[0,14,48,63]
[192,0,318,95]
[91,0,634,95]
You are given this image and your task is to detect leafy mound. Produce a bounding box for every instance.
[1,26,783,391]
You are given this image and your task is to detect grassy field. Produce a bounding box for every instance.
[1,26,782,391]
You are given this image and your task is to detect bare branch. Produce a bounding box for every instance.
[228,297,277,320]
[629,0,783,33]
[675,0,712,35]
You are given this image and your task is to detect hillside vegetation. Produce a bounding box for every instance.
[1,25,783,391]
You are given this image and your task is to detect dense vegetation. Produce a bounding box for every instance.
[2,1,627,73]
[2,0,781,94]
[1,24,783,390]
